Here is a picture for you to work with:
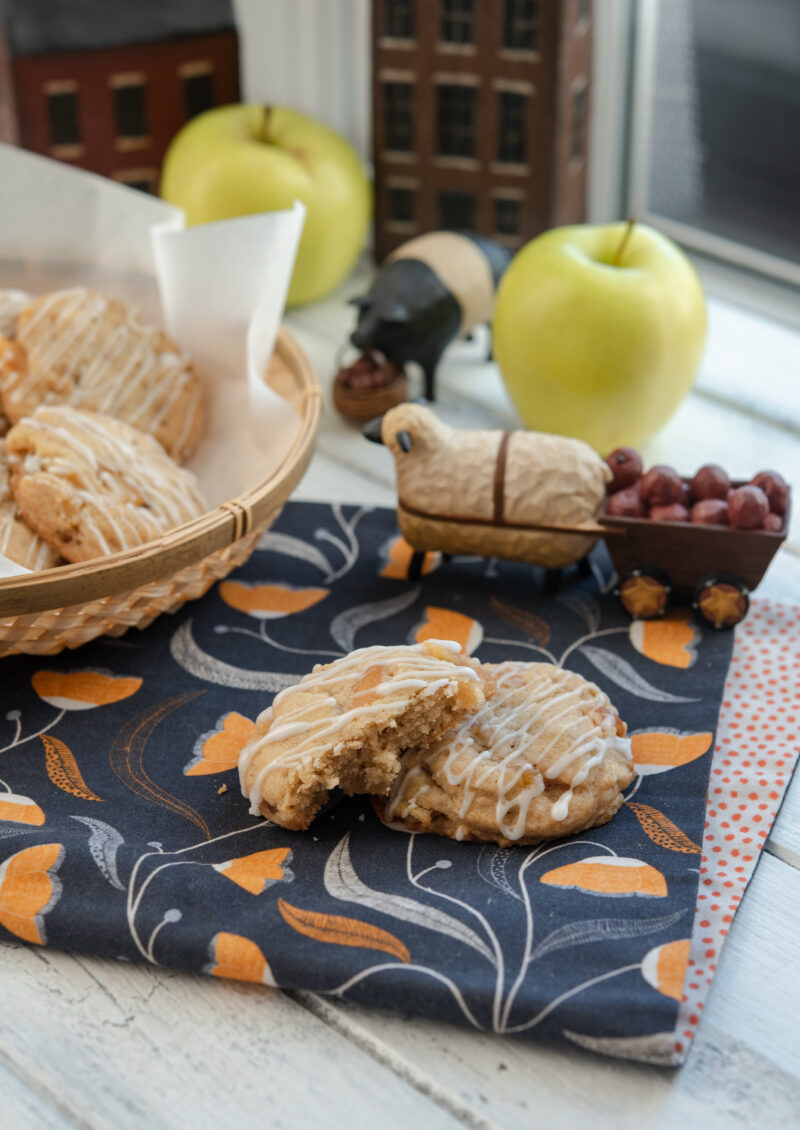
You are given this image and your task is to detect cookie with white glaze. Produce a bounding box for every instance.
[5,405,207,562]
[0,445,59,571]
[0,288,31,339]
[238,640,485,831]
[0,287,205,462]
[0,290,31,437]
[382,661,634,846]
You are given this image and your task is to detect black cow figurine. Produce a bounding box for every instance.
[348,230,512,402]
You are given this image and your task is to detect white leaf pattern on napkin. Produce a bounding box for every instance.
[329,588,421,652]
[325,833,495,964]
[580,647,699,702]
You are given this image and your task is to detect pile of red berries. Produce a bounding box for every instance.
[603,448,789,532]
[337,350,402,391]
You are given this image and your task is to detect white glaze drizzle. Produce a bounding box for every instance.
[6,405,206,556]
[387,662,632,841]
[8,288,201,453]
[0,289,32,338]
[0,445,56,569]
[238,641,481,815]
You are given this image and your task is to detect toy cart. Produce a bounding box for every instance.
[598,481,790,628]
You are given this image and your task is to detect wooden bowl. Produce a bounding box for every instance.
[0,328,322,657]
[332,372,409,423]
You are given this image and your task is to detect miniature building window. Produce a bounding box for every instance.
[503,0,540,51]
[183,70,215,121]
[497,91,527,164]
[113,169,158,194]
[437,84,477,158]
[46,88,80,148]
[113,81,148,141]
[576,0,591,28]
[389,186,415,222]
[383,0,414,39]
[384,82,414,151]
[438,191,475,230]
[571,84,587,162]
[440,0,475,44]
[494,197,521,236]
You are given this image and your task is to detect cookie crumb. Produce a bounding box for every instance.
[217,784,228,796]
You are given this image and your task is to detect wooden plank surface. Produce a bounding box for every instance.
[3,280,799,1129]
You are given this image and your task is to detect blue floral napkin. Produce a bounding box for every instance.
[0,502,735,1065]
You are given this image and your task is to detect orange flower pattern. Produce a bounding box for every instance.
[631,730,713,776]
[641,939,691,1001]
[0,794,45,826]
[0,843,63,944]
[629,611,698,669]
[380,535,441,579]
[213,848,292,895]
[414,606,483,655]
[540,857,668,898]
[219,581,328,619]
[206,932,275,986]
[32,670,142,711]
[184,712,257,776]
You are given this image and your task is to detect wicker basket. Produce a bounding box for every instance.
[0,328,322,657]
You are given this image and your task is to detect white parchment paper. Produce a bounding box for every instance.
[0,144,306,538]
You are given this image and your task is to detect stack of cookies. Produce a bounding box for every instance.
[0,287,208,572]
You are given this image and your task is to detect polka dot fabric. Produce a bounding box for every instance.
[673,599,800,1064]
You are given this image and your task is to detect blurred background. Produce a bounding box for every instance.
[0,0,798,316]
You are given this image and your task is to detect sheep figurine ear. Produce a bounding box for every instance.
[395,430,412,452]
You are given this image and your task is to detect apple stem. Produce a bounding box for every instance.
[261,105,272,142]
[612,218,636,266]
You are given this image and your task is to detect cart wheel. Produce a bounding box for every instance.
[693,574,749,629]
[615,568,671,620]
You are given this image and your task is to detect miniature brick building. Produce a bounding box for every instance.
[0,0,239,194]
[371,0,592,260]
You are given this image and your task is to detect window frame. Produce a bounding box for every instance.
[383,0,415,41]
[502,0,541,54]
[439,0,476,46]
[179,61,216,122]
[383,79,415,153]
[110,72,149,151]
[436,81,478,159]
[625,0,800,289]
[438,190,476,231]
[44,81,83,156]
[496,89,528,165]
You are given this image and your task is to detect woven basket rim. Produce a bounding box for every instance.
[0,327,322,618]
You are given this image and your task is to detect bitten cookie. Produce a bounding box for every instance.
[239,640,485,831]
[0,445,59,571]
[5,405,207,562]
[0,288,205,462]
[383,661,635,846]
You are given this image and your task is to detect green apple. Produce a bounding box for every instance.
[161,104,372,307]
[493,222,707,452]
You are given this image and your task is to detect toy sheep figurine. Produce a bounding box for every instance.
[366,404,612,572]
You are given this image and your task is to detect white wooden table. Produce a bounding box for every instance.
[3,265,800,1129]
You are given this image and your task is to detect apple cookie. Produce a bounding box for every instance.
[0,445,59,571]
[0,288,205,462]
[382,661,634,846]
[4,405,207,562]
[239,640,485,831]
